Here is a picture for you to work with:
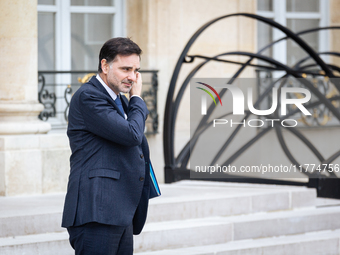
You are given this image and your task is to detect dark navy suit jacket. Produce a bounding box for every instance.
[62,76,150,235]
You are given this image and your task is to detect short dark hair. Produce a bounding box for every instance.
[98,37,142,73]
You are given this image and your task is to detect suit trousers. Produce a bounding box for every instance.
[67,222,133,255]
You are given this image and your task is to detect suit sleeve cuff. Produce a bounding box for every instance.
[130,95,144,101]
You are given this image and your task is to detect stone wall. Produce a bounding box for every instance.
[0,134,70,196]
[331,0,340,68]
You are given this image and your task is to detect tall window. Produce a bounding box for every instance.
[257,0,329,70]
[38,0,125,71]
[37,0,125,129]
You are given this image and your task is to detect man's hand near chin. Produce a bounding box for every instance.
[130,72,142,98]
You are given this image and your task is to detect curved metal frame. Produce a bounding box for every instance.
[163,13,340,189]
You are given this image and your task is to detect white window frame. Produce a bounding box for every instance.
[38,0,125,71]
[257,0,330,69]
[37,0,125,129]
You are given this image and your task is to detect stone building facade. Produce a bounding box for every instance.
[0,0,339,196]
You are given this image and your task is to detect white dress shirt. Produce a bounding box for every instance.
[96,74,128,119]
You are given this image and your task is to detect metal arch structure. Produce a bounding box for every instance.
[163,13,340,198]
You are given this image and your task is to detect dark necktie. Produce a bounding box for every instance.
[115,95,125,116]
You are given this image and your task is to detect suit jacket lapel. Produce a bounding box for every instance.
[88,76,108,95]
[88,76,126,119]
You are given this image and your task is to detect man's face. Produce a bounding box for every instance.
[102,54,140,95]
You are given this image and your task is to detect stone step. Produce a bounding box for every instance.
[134,206,340,252]
[0,182,316,237]
[147,181,316,223]
[135,229,340,255]
[2,205,339,255]
[0,193,65,238]
[0,231,72,255]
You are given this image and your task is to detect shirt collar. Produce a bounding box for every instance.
[96,74,118,101]
[96,74,127,119]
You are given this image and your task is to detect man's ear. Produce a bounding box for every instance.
[101,59,109,74]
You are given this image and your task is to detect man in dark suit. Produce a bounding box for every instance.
[62,37,151,255]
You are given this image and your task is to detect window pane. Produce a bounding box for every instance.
[257,0,273,11]
[287,19,319,66]
[38,0,55,4]
[287,0,319,12]
[71,13,113,70]
[257,20,273,56]
[38,12,57,125]
[38,12,55,70]
[71,0,114,6]
[257,19,273,69]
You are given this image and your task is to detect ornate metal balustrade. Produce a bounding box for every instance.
[38,70,158,134]
[163,13,340,198]
[255,69,340,128]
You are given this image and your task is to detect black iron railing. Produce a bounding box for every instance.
[255,69,340,128]
[38,70,158,135]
